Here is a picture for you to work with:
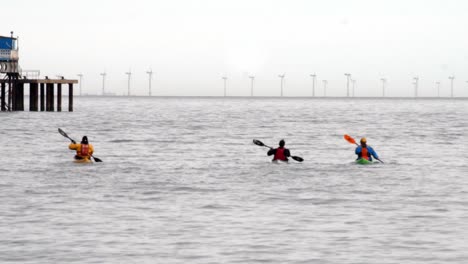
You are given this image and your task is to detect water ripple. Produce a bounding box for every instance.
[1,97,468,264]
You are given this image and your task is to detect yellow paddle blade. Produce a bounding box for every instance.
[344,134,356,145]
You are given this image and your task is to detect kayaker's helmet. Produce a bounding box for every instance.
[81,136,88,144]
[360,137,367,144]
[279,139,285,147]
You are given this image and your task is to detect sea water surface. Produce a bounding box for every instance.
[1,97,468,263]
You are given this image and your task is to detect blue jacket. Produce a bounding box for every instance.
[355,146,379,161]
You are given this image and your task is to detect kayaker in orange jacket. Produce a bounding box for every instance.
[69,136,94,161]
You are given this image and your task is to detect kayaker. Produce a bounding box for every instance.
[69,136,94,161]
[267,139,291,162]
[355,137,379,161]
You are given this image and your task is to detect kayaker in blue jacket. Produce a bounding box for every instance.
[355,137,379,161]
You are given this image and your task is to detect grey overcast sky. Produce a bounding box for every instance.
[3,0,468,96]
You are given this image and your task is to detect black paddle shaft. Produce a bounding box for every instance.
[58,128,77,144]
[253,139,272,149]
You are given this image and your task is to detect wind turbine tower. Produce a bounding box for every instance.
[322,80,328,97]
[436,81,441,97]
[413,77,419,97]
[380,78,387,97]
[77,74,83,96]
[100,72,106,95]
[249,75,255,96]
[146,69,153,96]
[125,70,132,96]
[222,76,227,97]
[351,79,356,97]
[310,73,316,97]
[466,81,468,96]
[278,74,285,96]
[344,73,351,97]
[449,76,455,97]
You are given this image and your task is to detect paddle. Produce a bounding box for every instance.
[58,128,103,162]
[253,139,304,162]
[344,134,383,163]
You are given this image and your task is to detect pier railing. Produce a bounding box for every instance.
[21,70,40,79]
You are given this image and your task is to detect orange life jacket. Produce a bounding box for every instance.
[274,148,287,161]
[80,144,90,156]
[361,147,370,160]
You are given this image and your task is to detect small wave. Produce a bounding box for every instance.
[200,204,225,209]
[109,139,134,143]
[308,198,350,205]
[141,191,160,195]
[109,139,147,143]
[408,214,444,219]
[171,186,226,193]
[137,197,162,202]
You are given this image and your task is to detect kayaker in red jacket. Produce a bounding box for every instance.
[267,139,291,162]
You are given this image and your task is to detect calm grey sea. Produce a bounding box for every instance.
[1,96,468,264]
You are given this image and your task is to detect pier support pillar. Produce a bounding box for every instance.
[46,84,50,111]
[8,79,13,111]
[57,83,62,112]
[1,82,5,111]
[14,83,24,111]
[11,81,16,111]
[11,82,23,111]
[19,83,24,111]
[40,83,45,111]
[30,83,39,111]
[68,83,73,112]
[46,83,54,111]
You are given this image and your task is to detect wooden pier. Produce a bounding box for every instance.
[0,78,78,112]
[1,33,79,112]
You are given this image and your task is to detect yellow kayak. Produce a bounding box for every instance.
[73,157,92,163]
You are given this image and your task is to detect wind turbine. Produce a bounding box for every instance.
[222,76,227,97]
[322,80,328,97]
[436,81,441,97]
[125,69,132,96]
[413,76,419,97]
[380,78,387,97]
[77,74,83,96]
[100,72,106,95]
[344,73,351,97]
[310,73,316,97]
[146,69,153,96]
[249,75,255,96]
[466,81,468,96]
[278,74,285,96]
[449,76,455,97]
